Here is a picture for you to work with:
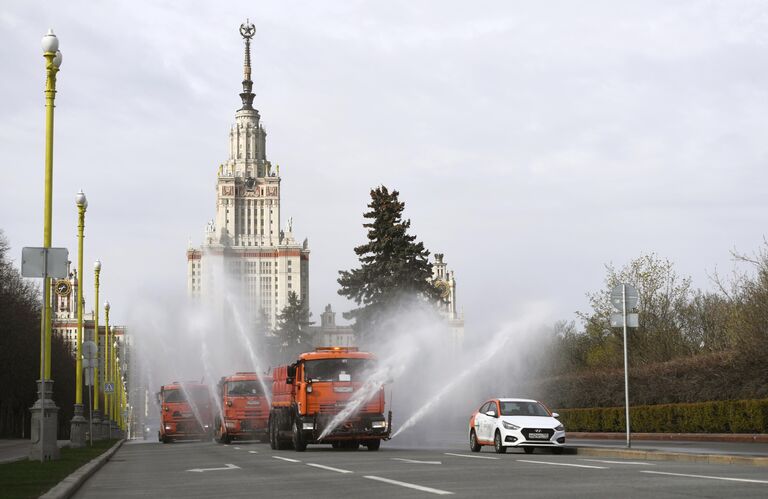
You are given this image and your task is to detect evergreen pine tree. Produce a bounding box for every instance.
[274,291,313,361]
[338,186,441,337]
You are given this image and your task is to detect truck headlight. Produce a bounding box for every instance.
[555,424,564,432]
[225,420,238,429]
[302,422,315,430]
[502,421,520,431]
[306,385,313,393]
[372,420,387,429]
[164,425,172,431]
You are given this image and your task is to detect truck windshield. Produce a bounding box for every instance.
[499,401,550,417]
[304,358,375,382]
[227,381,263,396]
[164,386,210,404]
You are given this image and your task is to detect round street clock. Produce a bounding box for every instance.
[55,280,72,297]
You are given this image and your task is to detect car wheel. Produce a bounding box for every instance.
[494,431,507,454]
[469,430,481,452]
[523,446,534,454]
[366,439,381,451]
[292,420,307,452]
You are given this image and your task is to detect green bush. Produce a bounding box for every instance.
[559,398,768,433]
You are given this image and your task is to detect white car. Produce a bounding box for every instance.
[469,398,565,454]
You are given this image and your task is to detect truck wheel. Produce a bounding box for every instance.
[292,421,307,452]
[268,419,277,450]
[494,431,506,454]
[469,430,481,452]
[366,440,381,451]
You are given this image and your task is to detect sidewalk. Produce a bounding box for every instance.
[0,439,71,464]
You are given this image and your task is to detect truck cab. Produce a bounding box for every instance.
[215,372,272,443]
[157,382,214,443]
[270,347,391,451]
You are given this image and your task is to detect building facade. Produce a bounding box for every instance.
[187,22,309,329]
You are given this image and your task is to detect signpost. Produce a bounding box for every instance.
[22,247,68,462]
[104,382,115,394]
[610,283,639,449]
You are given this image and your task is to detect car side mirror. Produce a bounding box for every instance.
[552,412,559,418]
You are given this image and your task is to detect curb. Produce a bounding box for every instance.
[568,432,768,443]
[573,446,768,467]
[40,439,125,499]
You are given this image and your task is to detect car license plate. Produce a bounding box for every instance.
[528,432,549,440]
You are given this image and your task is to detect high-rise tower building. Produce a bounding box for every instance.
[187,21,310,329]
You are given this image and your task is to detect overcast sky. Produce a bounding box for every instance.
[2,1,767,336]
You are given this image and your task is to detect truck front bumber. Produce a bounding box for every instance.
[301,410,392,442]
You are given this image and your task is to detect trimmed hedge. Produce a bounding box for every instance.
[558,398,768,433]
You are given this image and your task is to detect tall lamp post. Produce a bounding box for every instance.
[30,28,63,462]
[70,190,88,447]
[92,260,102,439]
[104,301,111,438]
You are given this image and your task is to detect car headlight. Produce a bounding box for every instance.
[502,421,520,431]
[555,424,564,432]
[372,420,387,429]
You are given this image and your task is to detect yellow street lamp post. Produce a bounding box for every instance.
[104,302,111,438]
[30,28,63,463]
[70,191,88,447]
[92,260,103,440]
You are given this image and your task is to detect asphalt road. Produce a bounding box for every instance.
[74,439,768,498]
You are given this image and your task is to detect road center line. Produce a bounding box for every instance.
[234,447,241,450]
[364,476,454,495]
[640,471,768,484]
[248,450,258,454]
[392,458,442,465]
[272,456,301,463]
[444,452,499,460]
[517,459,607,469]
[580,459,655,466]
[306,463,354,474]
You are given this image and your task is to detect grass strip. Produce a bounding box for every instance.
[0,439,119,499]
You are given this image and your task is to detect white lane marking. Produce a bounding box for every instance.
[306,463,354,474]
[517,459,607,469]
[272,456,301,463]
[580,459,655,466]
[186,463,240,473]
[248,450,258,454]
[234,447,241,450]
[364,476,454,495]
[444,452,499,460]
[640,470,768,485]
[392,458,442,465]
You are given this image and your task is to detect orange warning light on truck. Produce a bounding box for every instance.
[269,347,391,451]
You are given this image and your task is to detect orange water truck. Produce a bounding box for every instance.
[214,372,272,443]
[269,347,391,451]
[157,381,214,443]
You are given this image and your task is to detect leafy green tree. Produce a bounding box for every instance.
[338,186,441,338]
[577,253,694,366]
[274,291,313,361]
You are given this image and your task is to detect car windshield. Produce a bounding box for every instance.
[304,358,375,382]
[163,389,185,403]
[227,380,264,396]
[499,401,550,417]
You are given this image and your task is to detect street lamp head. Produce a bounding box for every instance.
[75,189,87,208]
[41,29,59,53]
[53,50,63,68]
[104,301,110,311]
[94,259,102,272]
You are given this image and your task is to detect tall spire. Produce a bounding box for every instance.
[239,19,256,111]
